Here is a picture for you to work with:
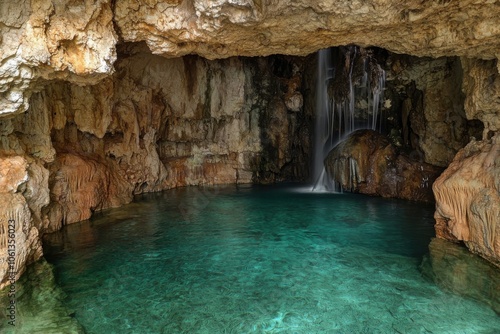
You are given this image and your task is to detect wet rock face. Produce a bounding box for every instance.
[433,135,500,268]
[384,55,482,168]
[324,130,443,202]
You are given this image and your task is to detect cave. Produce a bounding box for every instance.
[1,1,499,332]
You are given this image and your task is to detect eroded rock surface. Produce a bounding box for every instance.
[0,0,117,117]
[0,156,43,286]
[116,0,500,60]
[433,135,500,267]
[325,130,443,202]
[462,58,500,135]
[39,51,310,224]
[385,55,476,167]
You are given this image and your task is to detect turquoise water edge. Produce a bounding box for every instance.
[2,184,500,333]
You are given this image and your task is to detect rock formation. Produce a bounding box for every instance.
[324,130,442,202]
[114,0,500,60]
[433,135,500,268]
[385,55,477,168]
[1,0,500,286]
[0,156,43,286]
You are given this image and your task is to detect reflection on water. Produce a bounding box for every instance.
[421,238,500,314]
[5,184,500,333]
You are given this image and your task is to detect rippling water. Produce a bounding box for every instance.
[38,184,499,333]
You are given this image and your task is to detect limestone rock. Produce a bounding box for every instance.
[0,156,28,193]
[19,51,309,229]
[24,161,51,231]
[325,130,443,202]
[386,55,472,167]
[0,0,117,117]
[45,153,133,229]
[421,238,500,314]
[115,0,500,60]
[433,135,500,267]
[0,156,43,289]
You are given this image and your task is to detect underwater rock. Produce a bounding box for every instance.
[324,129,443,202]
[421,238,500,314]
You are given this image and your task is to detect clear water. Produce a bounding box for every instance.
[41,184,500,333]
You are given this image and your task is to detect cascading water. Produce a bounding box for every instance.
[312,46,386,192]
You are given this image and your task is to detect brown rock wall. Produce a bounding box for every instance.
[0,156,43,287]
[1,0,500,282]
[325,130,443,202]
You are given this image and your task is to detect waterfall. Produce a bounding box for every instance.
[311,49,334,191]
[312,46,386,192]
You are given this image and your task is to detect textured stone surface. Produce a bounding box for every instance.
[325,130,443,202]
[0,0,117,117]
[462,58,500,135]
[385,55,474,167]
[45,153,133,230]
[3,0,500,121]
[19,50,309,228]
[1,0,500,283]
[115,0,500,60]
[0,156,43,289]
[433,135,500,267]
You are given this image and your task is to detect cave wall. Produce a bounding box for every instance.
[431,58,500,268]
[4,0,500,120]
[0,49,311,287]
[385,55,479,167]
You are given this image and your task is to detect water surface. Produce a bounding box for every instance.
[42,184,500,333]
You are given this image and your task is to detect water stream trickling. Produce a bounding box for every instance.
[312,47,386,191]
